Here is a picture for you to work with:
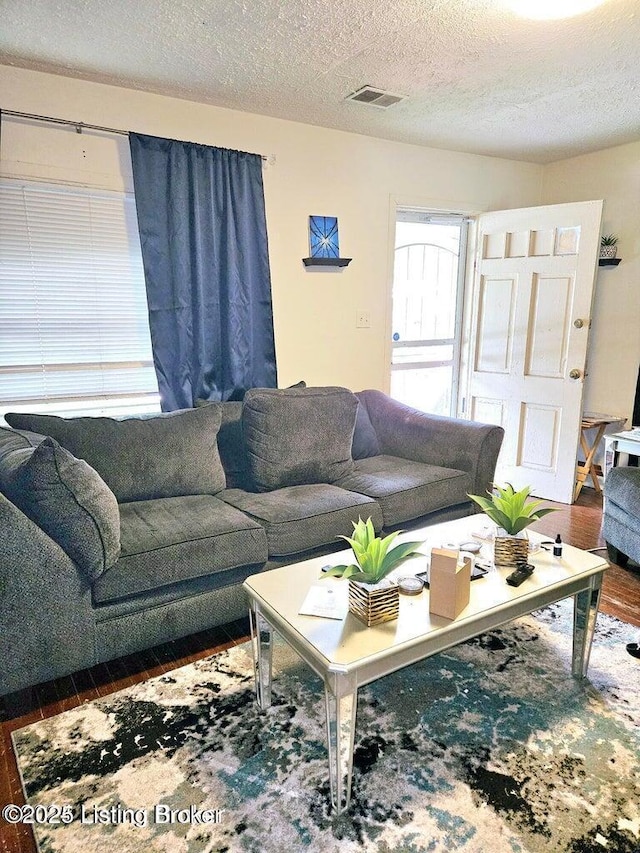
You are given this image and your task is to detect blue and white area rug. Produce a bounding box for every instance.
[11,601,640,853]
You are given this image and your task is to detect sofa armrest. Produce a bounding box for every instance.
[0,493,96,696]
[358,390,504,496]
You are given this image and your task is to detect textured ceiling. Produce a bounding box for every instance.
[1,0,639,163]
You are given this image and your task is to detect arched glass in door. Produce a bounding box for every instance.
[390,211,468,416]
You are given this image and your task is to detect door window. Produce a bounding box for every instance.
[390,211,468,416]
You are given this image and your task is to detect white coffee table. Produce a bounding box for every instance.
[242,514,607,813]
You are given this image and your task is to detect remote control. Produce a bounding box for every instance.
[506,563,535,587]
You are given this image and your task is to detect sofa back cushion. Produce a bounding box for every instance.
[196,382,308,490]
[352,393,382,459]
[5,405,225,502]
[0,426,45,461]
[216,401,250,489]
[0,435,120,580]
[242,386,358,492]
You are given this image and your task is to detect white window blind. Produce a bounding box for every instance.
[0,181,160,418]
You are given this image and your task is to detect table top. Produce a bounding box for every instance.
[580,416,622,429]
[607,429,640,444]
[243,514,608,686]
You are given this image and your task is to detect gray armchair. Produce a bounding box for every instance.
[603,466,640,566]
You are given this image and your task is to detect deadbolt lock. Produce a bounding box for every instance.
[574,318,584,329]
[569,369,582,380]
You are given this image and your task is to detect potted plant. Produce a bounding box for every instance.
[600,234,618,260]
[468,483,557,567]
[323,517,423,625]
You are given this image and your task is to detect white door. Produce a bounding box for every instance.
[463,200,603,503]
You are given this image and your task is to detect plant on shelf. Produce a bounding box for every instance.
[468,483,557,567]
[599,234,618,259]
[322,517,423,584]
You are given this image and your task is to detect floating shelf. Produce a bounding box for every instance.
[599,258,621,267]
[302,257,352,268]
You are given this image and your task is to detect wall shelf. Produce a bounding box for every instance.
[599,258,621,267]
[302,257,352,268]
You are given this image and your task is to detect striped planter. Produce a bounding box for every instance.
[348,579,399,626]
[494,535,529,568]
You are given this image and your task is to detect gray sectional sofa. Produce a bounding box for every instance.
[0,386,504,697]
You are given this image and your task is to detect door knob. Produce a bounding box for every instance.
[574,318,584,329]
[569,369,582,380]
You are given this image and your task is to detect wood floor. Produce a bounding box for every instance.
[1,490,638,853]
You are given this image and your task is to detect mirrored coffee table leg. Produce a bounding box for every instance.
[249,604,273,709]
[324,671,358,814]
[572,571,604,679]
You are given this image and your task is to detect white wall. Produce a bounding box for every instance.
[544,143,640,424]
[1,65,544,393]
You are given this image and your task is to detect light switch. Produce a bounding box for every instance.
[356,310,371,328]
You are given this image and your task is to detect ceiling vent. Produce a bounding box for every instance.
[344,86,407,109]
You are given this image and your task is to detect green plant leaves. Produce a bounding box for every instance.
[323,563,362,579]
[322,517,424,584]
[468,482,557,536]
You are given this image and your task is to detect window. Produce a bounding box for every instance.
[0,181,160,419]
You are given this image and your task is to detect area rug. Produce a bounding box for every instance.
[11,600,640,853]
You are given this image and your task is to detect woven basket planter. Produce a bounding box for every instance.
[494,535,529,568]
[348,579,399,627]
[599,245,617,260]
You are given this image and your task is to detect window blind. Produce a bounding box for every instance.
[0,181,160,418]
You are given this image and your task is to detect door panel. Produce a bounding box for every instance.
[526,274,572,377]
[519,403,560,471]
[464,200,603,503]
[475,276,516,374]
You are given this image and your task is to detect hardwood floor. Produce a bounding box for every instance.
[529,489,640,628]
[1,490,638,853]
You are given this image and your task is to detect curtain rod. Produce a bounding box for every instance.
[2,109,271,162]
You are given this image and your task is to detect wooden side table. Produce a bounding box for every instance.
[574,417,622,501]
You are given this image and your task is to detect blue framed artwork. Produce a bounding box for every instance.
[309,215,340,259]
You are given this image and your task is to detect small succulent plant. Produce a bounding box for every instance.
[600,234,618,246]
[322,517,423,584]
[468,483,556,537]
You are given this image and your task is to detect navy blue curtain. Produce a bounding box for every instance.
[129,132,278,411]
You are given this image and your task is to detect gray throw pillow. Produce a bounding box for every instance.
[242,386,359,492]
[6,405,226,503]
[0,426,46,462]
[0,437,120,580]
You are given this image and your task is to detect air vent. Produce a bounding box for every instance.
[344,86,407,109]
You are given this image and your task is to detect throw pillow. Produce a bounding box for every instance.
[0,426,45,462]
[0,437,120,580]
[242,386,359,492]
[6,404,226,503]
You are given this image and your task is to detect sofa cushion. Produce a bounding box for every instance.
[92,495,267,604]
[216,401,249,490]
[0,426,46,462]
[605,467,640,524]
[199,384,309,490]
[242,386,358,492]
[219,484,383,558]
[335,454,473,528]
[0,436,120,580]
[352,395,382,459]
[6,405,226,503]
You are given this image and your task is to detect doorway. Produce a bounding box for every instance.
[390,210,468,416]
